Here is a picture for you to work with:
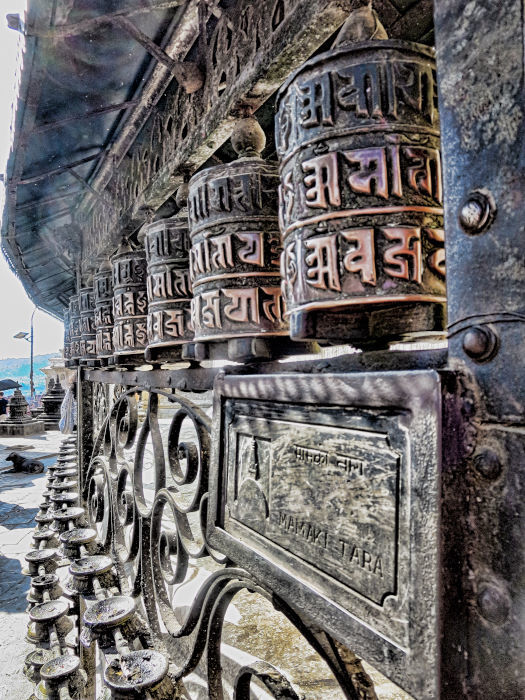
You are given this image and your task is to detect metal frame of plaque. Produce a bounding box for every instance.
[208,370,443,699]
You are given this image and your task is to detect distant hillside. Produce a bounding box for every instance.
[0,353,59,396]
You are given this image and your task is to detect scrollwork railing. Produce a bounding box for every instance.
[80,378,384,699]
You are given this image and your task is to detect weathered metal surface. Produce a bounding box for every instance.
[79,284,97,359]
[144,212,193,357]
[111,239,148,356]
[208,370,442,698]
[94,259,114,358]
[69,295,82,361]
[77,369,92,499]
[63,311,71,360]
[60,378,388,699]
[433,0,525,697]
[10,2,525,699]
[276,40,445,346]
[83,345,447,394]
[3,2,438,319]
[188,124,285,345]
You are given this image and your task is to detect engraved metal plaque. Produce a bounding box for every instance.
[209,371,442,699]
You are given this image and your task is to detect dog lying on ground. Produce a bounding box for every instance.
[4,452,45,474]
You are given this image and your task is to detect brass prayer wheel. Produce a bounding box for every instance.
[188,116,286,352]
[111,239,148,357]
[94,259,114,358]
[144,204,193,361]
[68,295,82,362]
[275,40,445,347]
[63,311,71,361]
[79,284,97,360]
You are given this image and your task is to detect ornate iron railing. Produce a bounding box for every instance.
[74,372,386,699]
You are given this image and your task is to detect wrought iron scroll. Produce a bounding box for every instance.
[81,378,381,699]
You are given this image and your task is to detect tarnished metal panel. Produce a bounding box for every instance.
[209,370,443,699]
[434,0,525,696]
[276,40,445,346]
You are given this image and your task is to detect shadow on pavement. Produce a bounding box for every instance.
[0,500,39,529]
[0,469,48,495]
[0,553,30,614]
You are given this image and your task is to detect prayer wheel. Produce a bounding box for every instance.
[188,114,286,357]
[68,295,82,362]
[79,284,97,360]
[63,311,71,361]
[144,191,193,361]
[94,259,114,358]
[275,39,445,347]
[111,239,148,357]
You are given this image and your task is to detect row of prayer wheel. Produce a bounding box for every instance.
[64,35,446,363]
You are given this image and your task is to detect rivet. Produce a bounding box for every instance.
[474,450,502,480]
[462,325,498,362]
[459,190,495,234]
[477,585,509,625]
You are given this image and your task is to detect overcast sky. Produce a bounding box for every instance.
[0,0,64,359]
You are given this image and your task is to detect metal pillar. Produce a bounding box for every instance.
[434,1,525,697]
[30,307,35,400]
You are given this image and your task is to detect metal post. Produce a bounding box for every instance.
[434,1,525,697]
[77,367,93,498]
[30,307,35,401]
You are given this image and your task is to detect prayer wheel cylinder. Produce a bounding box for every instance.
[275,40,445,346]
[188,158,286,346]
[63,311,71,361]
[68,295,82,362]
[144,215,193,360]
[111,239,148,357]
[79,285,97,360]
[94,260,114,358]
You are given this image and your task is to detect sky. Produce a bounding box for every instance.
[0,0,64,359]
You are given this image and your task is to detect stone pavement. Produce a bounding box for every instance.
[0,431,64,699]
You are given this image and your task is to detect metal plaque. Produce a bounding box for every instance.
[209,371,442,699]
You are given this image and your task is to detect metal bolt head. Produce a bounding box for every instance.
[474,450,502,480]
[462,325,498,362]
[459,190,495,234]
[477,585,510,625]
